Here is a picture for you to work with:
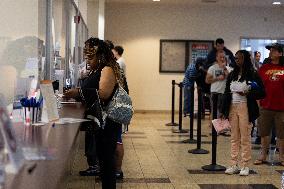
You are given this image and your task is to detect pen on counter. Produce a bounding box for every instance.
[32,97,35,124]
[27,98,30,113]
[35,100,38,123]
[27,163,37,174]
[20,98,27,123]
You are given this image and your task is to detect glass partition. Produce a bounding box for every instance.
[0,0,89,109]
[241,38,284,62]
[0,0,46,109]
[63,0,77,88]
[51,0,88,92]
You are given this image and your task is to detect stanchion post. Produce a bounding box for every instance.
[188,87,209,154]
[166,80,178,126]
[173,82,188,133]
[202,93,226,171]
[182,84,197,143]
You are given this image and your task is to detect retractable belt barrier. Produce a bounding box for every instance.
[202,93,226,171]
[165,80,178,126]
[172,82,188,133]
[188,87,209,154]
[182,84,197,143]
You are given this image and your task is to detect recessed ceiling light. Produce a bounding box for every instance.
[272,1,281,5]
[153,0,160,1]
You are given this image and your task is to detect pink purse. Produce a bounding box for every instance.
[212,119,231,134]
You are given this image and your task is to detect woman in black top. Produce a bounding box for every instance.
[64,37,123,189]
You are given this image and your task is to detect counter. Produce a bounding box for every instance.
[5,103,84,189]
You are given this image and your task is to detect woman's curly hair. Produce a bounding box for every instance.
[84,37,124,87]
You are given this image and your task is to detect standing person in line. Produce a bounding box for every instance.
[111,44,128,179]
[183,58,207,117]
[64,37,123,189]
[253,51,262,70]
[112,45,129,94]
[251,51,262,142]
[220,50,265,176]
[112,46,126,75]
[183,59,198,117]
[206,51,231,132]
[205,38,236,69]
[254,43,284,166]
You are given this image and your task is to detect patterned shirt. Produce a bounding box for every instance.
[183,63,197,87]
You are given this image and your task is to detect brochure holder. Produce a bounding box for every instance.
[40,80,59,123]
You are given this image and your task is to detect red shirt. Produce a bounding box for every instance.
[259,63,284,111]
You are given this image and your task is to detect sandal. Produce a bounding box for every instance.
[253,159,267,165]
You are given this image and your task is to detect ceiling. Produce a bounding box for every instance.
[104,0,284,7]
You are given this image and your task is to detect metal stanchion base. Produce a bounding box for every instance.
[165,122,179,126]
[188,149,209,154]
[172,129,188,133]
[202,164,226,171]
[182,139,197,143]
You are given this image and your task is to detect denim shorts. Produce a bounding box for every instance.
[258,108,284,139]
[117,125,123,144]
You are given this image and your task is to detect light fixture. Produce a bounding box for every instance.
[153,0,160,1]
[272,1,281,5]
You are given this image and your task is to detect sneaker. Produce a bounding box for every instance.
[79,166,100,176]
[116,171,124,179]
[225,165,239,175]
[239,167,249,176]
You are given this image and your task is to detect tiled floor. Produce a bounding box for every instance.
[65,113,283,189]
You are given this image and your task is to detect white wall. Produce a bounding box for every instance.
[87,0,99,37]
[104,3,284,111]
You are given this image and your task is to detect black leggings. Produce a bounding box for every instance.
[85,129,97,166]
[95,119,121,189]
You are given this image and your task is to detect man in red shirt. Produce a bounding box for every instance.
[254,43,284,165]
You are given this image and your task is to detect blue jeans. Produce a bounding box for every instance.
[184,86,193,116]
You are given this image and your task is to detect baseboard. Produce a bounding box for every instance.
[134,110,179,114]
[134,110,211,115]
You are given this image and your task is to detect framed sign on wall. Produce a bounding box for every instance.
[159,40,188,73]
[188,40,214,65]
[159,39,214,73]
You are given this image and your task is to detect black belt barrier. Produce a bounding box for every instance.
[173,82,188,133]
[166,80,178,126]
[182,85,197,143]
[188,87,209,154]
[202,93,226,171]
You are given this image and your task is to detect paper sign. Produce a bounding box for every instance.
[40,81,59,122]
[54,118,90,125]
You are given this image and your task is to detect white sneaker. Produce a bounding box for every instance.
[225,165,239,175]
[239,167,249,176]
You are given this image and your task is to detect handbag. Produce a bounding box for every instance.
[212,118,231,134]
[104,85,134,125]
